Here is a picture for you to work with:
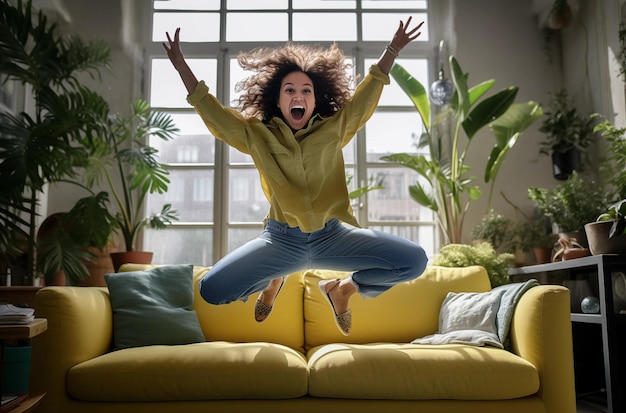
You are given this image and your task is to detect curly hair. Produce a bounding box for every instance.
[234,43,354,123]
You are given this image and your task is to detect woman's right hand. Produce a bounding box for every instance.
[162,27,199,95]
[163,28,185,69]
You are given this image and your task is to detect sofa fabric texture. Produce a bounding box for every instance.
[30,264,577,413]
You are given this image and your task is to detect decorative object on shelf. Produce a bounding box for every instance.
[562,278,593,313]
[552,236,590,262]
[383,57,542,244]
[430,40,454,106]
[581,296,600,314]
[538,89,594,180]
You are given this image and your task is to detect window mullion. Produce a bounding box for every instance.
[213,47,230,260]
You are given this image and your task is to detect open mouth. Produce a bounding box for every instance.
[291,106,305,120]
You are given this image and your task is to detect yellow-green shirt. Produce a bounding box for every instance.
[187,64,390,232]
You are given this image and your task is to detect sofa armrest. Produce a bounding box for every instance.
[30,286,113,412]
[509,285,576,413]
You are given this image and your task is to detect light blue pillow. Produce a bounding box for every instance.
[105,264,205,350]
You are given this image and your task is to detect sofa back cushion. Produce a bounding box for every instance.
[303,265,491,350]
[119,264,306,353]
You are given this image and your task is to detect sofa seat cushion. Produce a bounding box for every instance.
[307,343,539,400]
[67,342,308,401]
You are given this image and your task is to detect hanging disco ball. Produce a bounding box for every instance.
[430,69,454,106]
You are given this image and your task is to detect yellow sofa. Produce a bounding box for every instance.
[30,264,576,413]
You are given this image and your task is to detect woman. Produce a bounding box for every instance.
[163,17,428,336]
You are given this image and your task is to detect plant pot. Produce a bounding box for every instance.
[533,247,553,264]
[585,221,626,255]
[110,251,154,272]
[80,245,118,286]
[551,148,580,181]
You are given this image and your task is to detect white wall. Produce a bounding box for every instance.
[447,0,557,240]
[43,0,145,221]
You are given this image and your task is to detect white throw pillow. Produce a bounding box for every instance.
[412,290,504,348]
[439,290,504,334]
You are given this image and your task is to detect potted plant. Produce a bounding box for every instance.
[471,210,517,254]
[538,89,595,180]
[581,115,626,254]
[0,0,116,285]
[382,56,543,244]
[85,99,180,271]
[514,219,558,264]
[528,171,608,247]
[585,199,626,255]
[430,241,514,288]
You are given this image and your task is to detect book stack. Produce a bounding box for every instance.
[0,304,35,324]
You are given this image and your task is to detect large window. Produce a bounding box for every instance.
[144,0,437,265]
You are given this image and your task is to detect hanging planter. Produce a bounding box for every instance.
[538,89,594,180]
[551,147,581,180]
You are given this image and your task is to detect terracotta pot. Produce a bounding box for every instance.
[110,251,154,272]
[533,247,553,264]
[80,245,118,286]
[584,221,626,255]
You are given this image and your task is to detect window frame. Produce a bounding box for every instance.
[143,0,439,264]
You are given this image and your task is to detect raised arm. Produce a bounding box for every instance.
[376,17,424,75]
[163,28,199,95]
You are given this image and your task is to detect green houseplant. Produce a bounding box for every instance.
[85,99,179,270]
[431,241,513,288]
[381,56,542,244]
[583,116,626,253]
[0,0,117,285]
[528,171,607,237]
[471,210,517,254]
[538,89,595,180]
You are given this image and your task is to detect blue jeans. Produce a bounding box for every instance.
[199,219,428,305]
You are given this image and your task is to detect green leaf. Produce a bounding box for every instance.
[409,184,438,211]
[467,80,495,105]
[490,101,543,148]
[390,63,430,130]
[450,56,470,116]
[462,87,518,139]
[485,101,543,183]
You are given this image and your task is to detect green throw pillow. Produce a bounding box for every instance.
[105,264,205,350]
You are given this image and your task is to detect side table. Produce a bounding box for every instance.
[0,319,47,413]
[509,254,626,413]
